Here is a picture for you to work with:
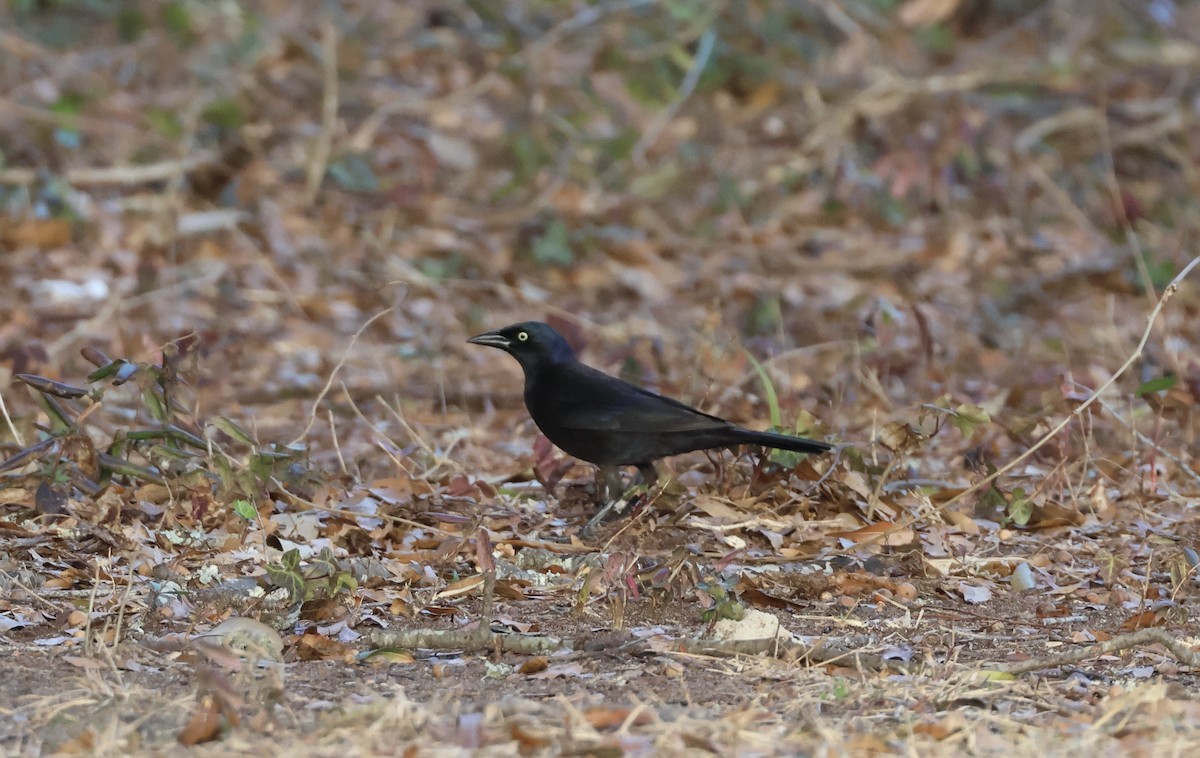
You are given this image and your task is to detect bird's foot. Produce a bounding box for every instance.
[580,463,660,535]
[581,489,645,535]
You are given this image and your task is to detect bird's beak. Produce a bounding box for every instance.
[467,330,511,349]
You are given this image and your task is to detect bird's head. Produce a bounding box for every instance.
[467,321,577,372]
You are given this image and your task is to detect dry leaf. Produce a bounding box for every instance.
[518,656,548,674]
[436,574,484,599]
[958,582,993,604]
[177,695,223,746]
[0,217,73,249]
[830,521,915,547]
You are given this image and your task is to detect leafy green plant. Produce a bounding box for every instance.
[3,342,314,516]
[697,579,745,626]
[747,352,824,468]
[265,547,358,605]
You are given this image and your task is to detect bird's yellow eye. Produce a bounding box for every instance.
[517,331,529,342]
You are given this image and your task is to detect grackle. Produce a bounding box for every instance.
[468,321,832,508]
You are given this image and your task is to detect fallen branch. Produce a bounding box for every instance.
[0,152,217,187]
[367,624,563,655]
[628,635,912,672]
[998,627,1199,675]
[368,570,564,655]
[368,602,910,671]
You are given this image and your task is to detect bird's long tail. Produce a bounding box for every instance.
[725,427,833,455]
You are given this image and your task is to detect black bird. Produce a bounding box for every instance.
[468,321,832,504]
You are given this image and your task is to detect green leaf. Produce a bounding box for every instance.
[750,292,782,335]
[976,670,1017,681]
[201,99,243,130]
[511,133,546,184]
[32,393,75,434]
[210,416,258,446]
[949,403,990,437]
[531,219,573,266]
[232,499,257,521]
[666,0,706,22]
[145,107,183,139]
[915,23,955,55]
[745,353,782,428]
[161,1,196,46]
[51,92,86,119]
[15,374,90,399]
[328,153,380,193]
[334,572,359,595]
[86,359,137,384]
[1007,489,1032,527]
[98,453,164,484]
[978,484,1006,517]
[358,648,415,663]
[717,599,745,621]
[162,424,207,449]
[140,385,168,422]
[145,444,194,463]
[1136,375,1177,397]
[307,548,338,582]
[265,563,305,602]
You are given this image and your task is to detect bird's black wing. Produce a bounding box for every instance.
[554,364,732,433]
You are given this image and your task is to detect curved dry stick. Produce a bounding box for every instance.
[938,254,1200,513]
[291,303,399,446]
[998,627,1200,675]
[849,254,1200,549]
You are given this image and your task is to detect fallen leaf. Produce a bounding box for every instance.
[830,521,915,547]
[177,695,223,746]
[436,574,484,599]
[958,582,993,604]
[518,656,548,674]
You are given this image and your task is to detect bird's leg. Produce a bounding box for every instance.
[635,462,658,489]
[626,462,661,521]
[583,463,661,536]
[594,466,625,504]
[582,465,633,535]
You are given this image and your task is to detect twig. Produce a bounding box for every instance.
[1090,391,1200,489]
[866,453,902,520]
[376,393,464,479]
[279,492,456,535]
[632,28,716,167]
[328,407,348,476]
[1098,95,1177,344]
[304,17,339,206]
[660,636,909,671]
[368,624,562,655]
[931,255,1200,518]
[0,385,24,447]
[998,628,1199,675]
[0,152,216,187]
[291,304,398,446]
